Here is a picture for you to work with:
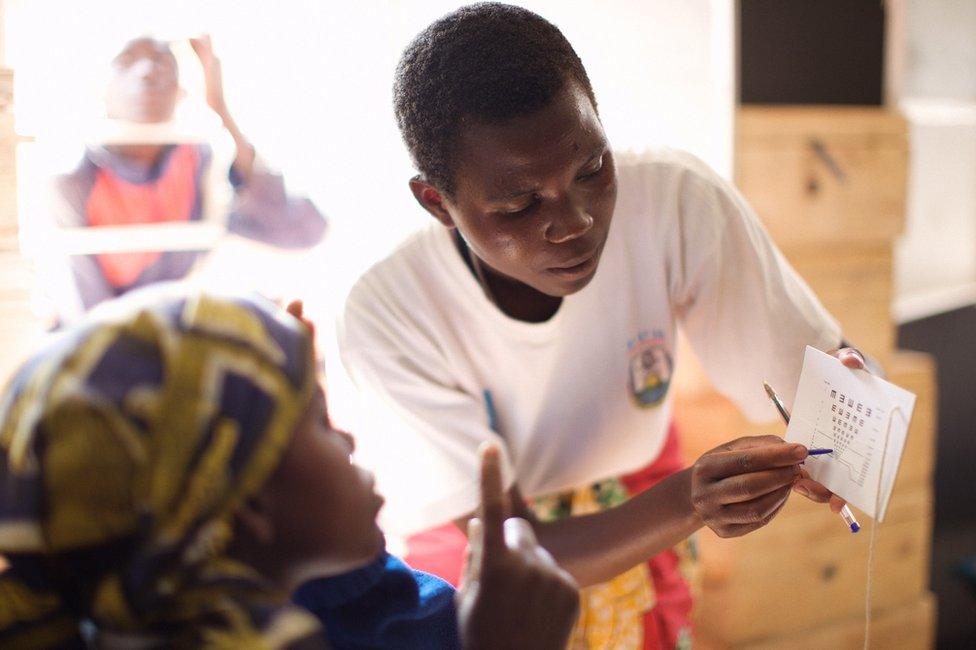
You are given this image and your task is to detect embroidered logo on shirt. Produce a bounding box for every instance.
[627,330,672,407]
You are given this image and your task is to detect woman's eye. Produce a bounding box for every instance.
[501,198,539,217]
[578,156,605,180]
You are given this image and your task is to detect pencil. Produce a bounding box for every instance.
[762,381,791,424]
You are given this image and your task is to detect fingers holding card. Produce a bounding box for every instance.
[784,347,915,521]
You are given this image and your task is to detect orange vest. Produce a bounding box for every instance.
[85,145,199,288]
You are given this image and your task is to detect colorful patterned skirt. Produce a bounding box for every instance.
[404,423,697,649]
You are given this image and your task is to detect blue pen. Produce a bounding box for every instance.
[763,381,861,534]
[807,448,834,456]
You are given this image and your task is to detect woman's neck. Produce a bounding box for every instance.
[454,231,562,323]
[483,271,562,323]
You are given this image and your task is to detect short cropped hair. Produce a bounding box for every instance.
[393,2,597,196]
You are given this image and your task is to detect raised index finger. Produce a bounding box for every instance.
[704,442,808,480]
[286,299,304,319]
[286,299,316,338]
[478,442,506,552]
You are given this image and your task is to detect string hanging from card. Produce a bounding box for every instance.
[863,404,907,650]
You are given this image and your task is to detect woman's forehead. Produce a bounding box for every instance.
[454,83,604,194]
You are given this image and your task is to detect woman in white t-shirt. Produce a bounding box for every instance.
[339,5,872,648]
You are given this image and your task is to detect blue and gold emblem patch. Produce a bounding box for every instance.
[627,330,672,407]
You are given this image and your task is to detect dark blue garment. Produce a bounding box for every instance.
[294,553,460,649]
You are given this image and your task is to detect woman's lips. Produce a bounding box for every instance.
[548,251,598,280]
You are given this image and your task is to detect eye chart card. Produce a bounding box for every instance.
[785,346,916,521]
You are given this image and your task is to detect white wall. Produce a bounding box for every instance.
[892,0,976,322]
[895,101,976,322]
[902,0,976,100]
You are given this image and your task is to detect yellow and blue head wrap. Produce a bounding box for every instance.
[0,287,324,648]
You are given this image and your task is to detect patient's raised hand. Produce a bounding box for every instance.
[457,444,579,649]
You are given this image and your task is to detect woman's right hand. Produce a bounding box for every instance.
[689,435,809,538]
[457,444,580,649]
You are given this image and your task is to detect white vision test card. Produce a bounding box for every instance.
[784,346,916,521]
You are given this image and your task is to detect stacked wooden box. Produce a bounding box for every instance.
[674,107,937,649]
[0,68,45,385]
[0,68,14,234]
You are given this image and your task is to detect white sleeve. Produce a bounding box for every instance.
[337,276,511,536]
[667,154,842,421]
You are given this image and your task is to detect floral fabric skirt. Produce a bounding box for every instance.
[404,423,698,649]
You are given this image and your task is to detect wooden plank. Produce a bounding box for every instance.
[735,107,907,248]
[785,245,895,363]
[0,252,46,385]
[736,146,907,247]
[0,153,19,237]
[694,485,932,643]
[0,68,49,386]
[697,592,936,650]
[0,69,11,112]
[0,107,14,235]
[737,106,908,140]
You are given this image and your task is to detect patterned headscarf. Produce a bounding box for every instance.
[0,287,325,648]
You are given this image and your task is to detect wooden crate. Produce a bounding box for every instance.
[0,69,11,112]
[0,114,15,235]
[784,244,895,363]
[0,251,45,386]
[673,350,937,499]
[693,484,932,643]
[697,591,936,650]
[736,107,907,249]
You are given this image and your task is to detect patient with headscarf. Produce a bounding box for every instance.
[0,287,579,648]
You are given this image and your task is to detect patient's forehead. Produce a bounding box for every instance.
[112,38,176,68]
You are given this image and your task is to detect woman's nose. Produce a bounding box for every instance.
[544,208,594,244]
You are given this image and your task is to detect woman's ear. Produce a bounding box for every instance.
[235,493,275,546]
[409,176,456,228]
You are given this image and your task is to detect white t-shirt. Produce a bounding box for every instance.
[338,149,841,535]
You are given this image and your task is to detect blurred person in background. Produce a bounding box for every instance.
[27,35,325,328]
